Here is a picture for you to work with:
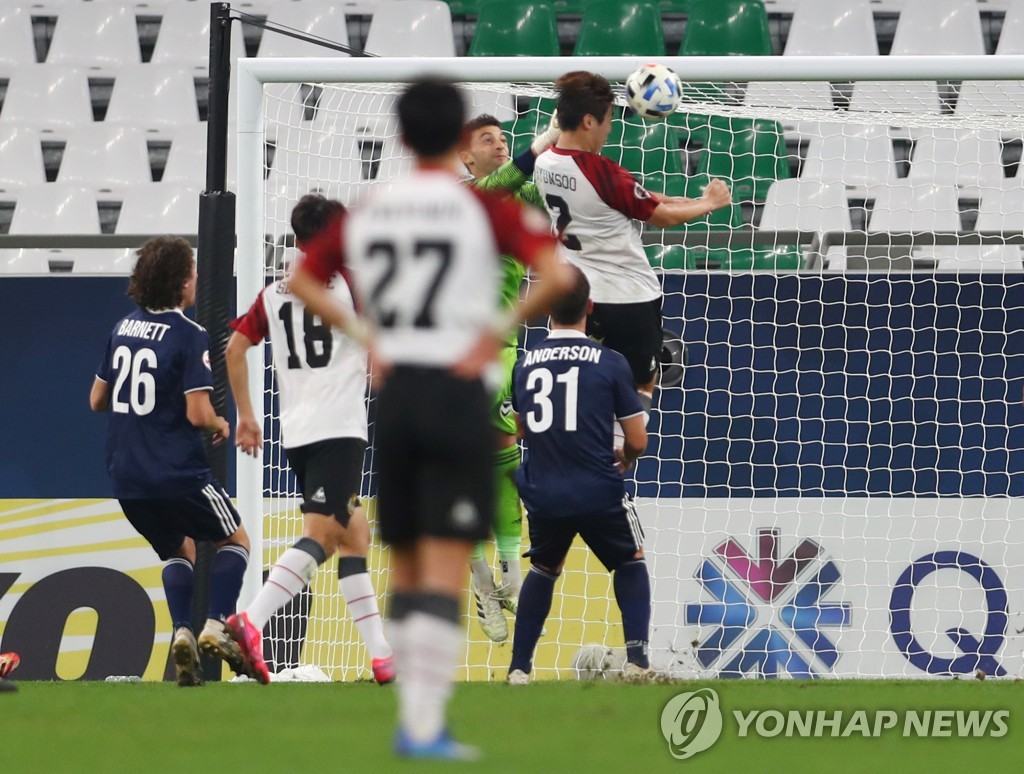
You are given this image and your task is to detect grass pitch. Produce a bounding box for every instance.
[4,679,1021,773]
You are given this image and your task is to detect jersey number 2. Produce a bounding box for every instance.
[544,195,583,251]
[111,346,157,416]
[525,366,579,433]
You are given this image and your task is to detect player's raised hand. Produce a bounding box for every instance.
[701,178,732,211]
[531,116,561,155]
[236,416,262,457]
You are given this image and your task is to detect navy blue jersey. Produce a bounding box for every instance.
[512,329,644,518]
[96,308,214,498]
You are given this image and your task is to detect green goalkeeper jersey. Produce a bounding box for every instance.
[466,160,544,347]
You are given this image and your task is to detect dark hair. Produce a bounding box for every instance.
[464,113,502,134]
[555,71,614,131]
[127,236,194,310]
[398,79,466,157]
[291,193,345,244]
[549,264,590,325]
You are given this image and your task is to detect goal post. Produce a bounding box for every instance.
[236,55,1024,681]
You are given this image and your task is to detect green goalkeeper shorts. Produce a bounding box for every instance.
[492,344,518,436]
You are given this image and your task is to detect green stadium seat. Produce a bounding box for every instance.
[645,243,697,270]
[604,113,684,176]
[697,116,789,203]
[574,0,666,56]
[469,1,560,57]
[677,174,750,269]
[679,0,771,56]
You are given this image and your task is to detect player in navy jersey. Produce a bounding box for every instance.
[89,237,251,686]
[508,265,654,684]
[224,194,393,686]
[289,80,572,761]
[534,71,732,414]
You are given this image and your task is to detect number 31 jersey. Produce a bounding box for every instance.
[231,275,368,447]
[534,147,660,305]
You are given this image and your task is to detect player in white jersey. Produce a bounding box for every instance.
[224,194,393,686]
[534,71,732,413]
[289,80,572,761]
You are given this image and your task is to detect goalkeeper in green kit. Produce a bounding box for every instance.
[458,112,560,642]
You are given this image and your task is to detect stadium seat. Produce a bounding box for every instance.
[801,125,897,188]
[907,129,1004,191]
[151,1,247,70]
[697,117,790,203]
[956,80,1024,117]
[0,66,93,137]
[744,81,833,111]
[996,0,1024,54]
[0,126,46,191]
[364,1,455,57]
[46,2,142,73]
[955,184,1024,270]
[758,179,851,269]
[605,117,683,178]
[2,185,114,273]
[57,124,153,193]
[258,1,350,57]
[783,0,878,56]
[163,123,237,189]
[468,0,560,57]
[116,183,200,234]
[573,1,665,57]
[462,88,517,123]
[677,173,749,268]
[679,0,771,56]
[106,66,200,136]
[867,182,961,270]
[849,81,941,116]
[0,6,38,75]
[890,0,984,56]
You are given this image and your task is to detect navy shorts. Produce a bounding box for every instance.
[524,497,644,573]
[286,437,367,528]
[119,480,241,561]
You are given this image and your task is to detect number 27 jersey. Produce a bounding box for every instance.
[230,276,368,447]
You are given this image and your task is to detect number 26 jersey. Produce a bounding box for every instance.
[231,275,368,447]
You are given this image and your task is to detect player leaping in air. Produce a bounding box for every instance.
[533,71,732,416]
[224,194,394,685]
[457,112,559,643]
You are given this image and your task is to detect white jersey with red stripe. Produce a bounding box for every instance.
[534,146,661,304]
[230,276,367,447]
[300,167,555,369]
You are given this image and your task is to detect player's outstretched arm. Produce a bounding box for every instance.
[646,178,732,228]
[185,391,230,445]
[225,331,262,457]
[89,377,109,412]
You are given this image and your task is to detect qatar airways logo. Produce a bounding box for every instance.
[685,529,852,678]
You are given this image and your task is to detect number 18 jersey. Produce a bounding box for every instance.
[230,276,368,447]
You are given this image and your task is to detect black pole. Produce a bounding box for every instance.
[193,1,237,681]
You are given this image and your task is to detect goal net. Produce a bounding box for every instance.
[237,56,1024,681]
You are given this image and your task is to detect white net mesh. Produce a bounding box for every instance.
[252,71,1024,681]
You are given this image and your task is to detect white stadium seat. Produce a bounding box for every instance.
[784,0,878,56]
[0,126,46,191]
[908,129,1004,191]
[106,66,200,136]
[363,0,455,57]
[57,124,153,193]
[954,184,1024,270]
[890,0,985,56]
[163,123,237,189]
[46,2,142,73]
[151,1,246,70]
[849,80,941,116]
[868,182,961,269]
[0,6,39,76]
[116,183,200,234]
[996,0,1024,54]
[258,1,350,58]
[0,66,93,137]
[801,125,897,188]
[956,80,1024,118]
[759,179,852,268]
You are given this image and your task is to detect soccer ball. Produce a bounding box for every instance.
[625,63,683,121]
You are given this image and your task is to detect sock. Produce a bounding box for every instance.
[246,537,325,629]
[470,555,496,592]
[494,444,523,594]
[613,559,652,669]
[162,557,194,632]
[398,594,462,745]
[387,592,415,691]
[338,556,391,660]
[495,535,522,598]
[510,567,558,674]
[207,544,249,622]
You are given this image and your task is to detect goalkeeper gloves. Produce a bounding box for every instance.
[531,116,561,156]
[0,652,19,679]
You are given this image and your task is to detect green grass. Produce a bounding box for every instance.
[3,680,1022,773]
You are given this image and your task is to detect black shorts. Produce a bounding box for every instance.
[286,437,367,527]
[587,298,663,387]
[120,480,241,561]
[374,366,493,547]
[524,497,644,573]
